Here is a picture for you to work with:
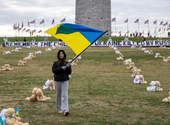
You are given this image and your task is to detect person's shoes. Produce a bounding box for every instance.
[58,111,63,113]
[64,111,70,116]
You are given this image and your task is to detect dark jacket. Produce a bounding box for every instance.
[52,50,72,81]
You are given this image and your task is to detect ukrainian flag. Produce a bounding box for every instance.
[0,116,3,125]
[46,23,106,55]
[15,108,19,116]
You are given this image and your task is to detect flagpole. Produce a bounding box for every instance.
[127,18,128,32]
[27,20,28,37]
[156,19,157,37]
[70,30,108,63]
[15,23,17,37]
[127,18,128,36]
[22,21,23,37]
[15,28,16,37]
[161,20,163,38]
[148,19,149,35]
[35,19,36,37]
[43,19,45,37]
[138,18,139,36]
[54,17,55,26]
[18,21,19,37]
[115,18,116,36]
[161,25,163,38]
[112,20,114,37]
[160,29,161,38]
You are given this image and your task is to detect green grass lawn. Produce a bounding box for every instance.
[0,46,170,124]
[0,36,170,44]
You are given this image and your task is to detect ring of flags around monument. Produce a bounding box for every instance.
[13,17,170,37]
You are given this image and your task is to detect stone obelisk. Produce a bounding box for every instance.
[76,0,111,36]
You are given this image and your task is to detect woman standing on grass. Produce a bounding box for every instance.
[52,50,72,116]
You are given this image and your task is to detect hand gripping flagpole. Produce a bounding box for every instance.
[70,30,108,63]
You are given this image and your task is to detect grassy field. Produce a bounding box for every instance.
[0,36,170,43]
[0,46,170,124]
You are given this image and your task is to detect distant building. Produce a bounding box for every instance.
[75,0,111,36]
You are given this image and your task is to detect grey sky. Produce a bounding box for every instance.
[0,0,169,37]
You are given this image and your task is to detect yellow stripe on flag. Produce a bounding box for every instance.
[46,25,91,55]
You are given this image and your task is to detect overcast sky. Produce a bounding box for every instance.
[0,0,169,38]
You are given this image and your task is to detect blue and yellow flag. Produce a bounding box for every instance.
[0,116,3,125]
[14,108,19,116]
[46,23,106,55]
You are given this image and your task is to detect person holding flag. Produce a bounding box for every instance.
[52,50,72,116]
[47,23,106,116]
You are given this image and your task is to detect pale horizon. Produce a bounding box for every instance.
[0,0,169,38]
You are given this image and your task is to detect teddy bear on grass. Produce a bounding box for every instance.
[23,58,27,64]
[2,64,13,71]
[159,44,163,49]
[113,47,117,51]
[29,53,35,58]
[35,51,42,55]
[133,75,147,84]
[25,88,50,102]
[117,56,123,60]
[155,53,162,58]
[0,108,29,125]
[2,50,6,55]
[133,75,140,84]
[36,88,50,101]
[118,52,123,57]
[146,81,162,92]
[132,67,142,72]
[163,46,167,49]
[127,62,135,70]
[144,50,149,53]
[149,50,153,55]
[131,44,136,49]
[18,60,25,66]
[162,92,170,103]
[77,55,81,60]
[131,69,141,78]
[147,86,163,92]
[3,50,11,55]
[114,50,119,54]
[49,79,55,90]
[25,88,38,102]
[15,48,19,52]
[138,46,142,50]
[45,48,51,51]
[50,46,56,50]
[43,79,55,91]
[163,56,170,62]
[43,79,50,90]
[149,81,161,87]
[141,48,146,51]
[124,58,132,65]
[139,75,147,84]
[0,44,3,48]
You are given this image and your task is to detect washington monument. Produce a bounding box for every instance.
[76,0,111,36]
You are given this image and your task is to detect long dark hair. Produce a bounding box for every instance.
[58,58,66,66]
[57,50,66,66]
